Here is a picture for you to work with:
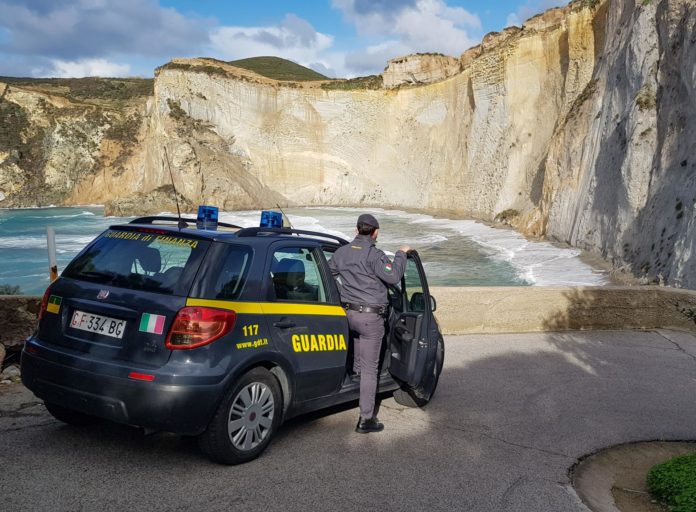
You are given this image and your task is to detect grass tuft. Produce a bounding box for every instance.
[647,452,696,512]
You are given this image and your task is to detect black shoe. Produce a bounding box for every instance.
[355,416,384,434]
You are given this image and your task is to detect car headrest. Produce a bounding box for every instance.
[274,258,305,287]
[135,247,161,273]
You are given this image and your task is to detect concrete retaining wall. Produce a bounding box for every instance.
[1,287,695,354]
[430,286,696,334]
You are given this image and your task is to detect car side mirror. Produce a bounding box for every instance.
[430,295,437,312]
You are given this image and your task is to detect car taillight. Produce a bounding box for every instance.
[38,286,52,321]
[165,307,236,350]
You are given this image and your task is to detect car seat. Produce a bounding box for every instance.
[273,258,316,301]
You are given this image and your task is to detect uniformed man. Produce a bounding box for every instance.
[329,213,410,433]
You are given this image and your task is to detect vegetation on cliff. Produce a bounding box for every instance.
[0,77,152,105]
[158,57,329,84]
[228,56,328,81]
[320,75,383,90]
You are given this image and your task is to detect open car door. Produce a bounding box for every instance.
[387,251,444,407]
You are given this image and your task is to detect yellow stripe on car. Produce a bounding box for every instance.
[186,298,347,317]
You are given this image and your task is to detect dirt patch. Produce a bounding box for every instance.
[573,441,696,512]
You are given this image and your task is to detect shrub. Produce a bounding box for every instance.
[636,85,657,111]
[647,453,696,512]
[0,284,22,295]
[494,209,520,222]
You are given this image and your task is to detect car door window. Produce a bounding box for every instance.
[271,247,327,303]
[404,257,426,312]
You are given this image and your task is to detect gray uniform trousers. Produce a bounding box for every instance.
[346,309,385,419]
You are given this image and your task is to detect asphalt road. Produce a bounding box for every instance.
[2,329,696,512]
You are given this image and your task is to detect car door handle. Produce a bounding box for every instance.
[394,325,413,341]
[273,320,296,329]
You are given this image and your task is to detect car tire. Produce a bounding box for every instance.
[393,337,444,408]
[199,367,282,465]
[44,402,99,426]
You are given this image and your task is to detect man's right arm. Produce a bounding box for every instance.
[372,249,408,285]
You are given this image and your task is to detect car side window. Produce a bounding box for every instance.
[271,247,327,303]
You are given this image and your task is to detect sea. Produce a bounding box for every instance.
[0,206,608,295]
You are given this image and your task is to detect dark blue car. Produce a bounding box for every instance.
[21,216,444,464]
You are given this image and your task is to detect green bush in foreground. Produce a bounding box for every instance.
[0,284,22,295]
[647,452,696,512]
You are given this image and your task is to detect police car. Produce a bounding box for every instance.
[21,209,445,464]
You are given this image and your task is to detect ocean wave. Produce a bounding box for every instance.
[24,210,97,220]
[0,234,95,250]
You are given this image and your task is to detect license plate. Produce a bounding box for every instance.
[70,310,126,339]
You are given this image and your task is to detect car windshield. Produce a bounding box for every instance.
[62,229,211,296]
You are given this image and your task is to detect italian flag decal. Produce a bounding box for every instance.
[47,295,62,314]
[139,313,166,335]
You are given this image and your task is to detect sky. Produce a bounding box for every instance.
[0,0,566,79]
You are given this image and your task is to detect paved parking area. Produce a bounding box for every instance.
[2,329,696,511]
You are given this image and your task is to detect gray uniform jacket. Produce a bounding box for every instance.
[329,234,407,306]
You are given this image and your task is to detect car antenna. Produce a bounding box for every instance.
[163,146,187,231]
[276,203,294,229]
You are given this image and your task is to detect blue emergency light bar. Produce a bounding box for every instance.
[196,205,219,231]
[260,210,283,228]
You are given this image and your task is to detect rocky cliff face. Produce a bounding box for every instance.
[382,54,461,88]
[537,0,696,288]
[0,78,151,207]
[0,0,694,287]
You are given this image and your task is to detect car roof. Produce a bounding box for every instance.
[111,216,349,246]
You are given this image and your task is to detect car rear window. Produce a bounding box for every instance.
[62,229,211,296]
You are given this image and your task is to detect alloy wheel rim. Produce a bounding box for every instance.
[228,382,274,451]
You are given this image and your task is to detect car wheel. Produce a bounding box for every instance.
[44,402,99,426]
[199,367,282,465]
[393,337,444,408]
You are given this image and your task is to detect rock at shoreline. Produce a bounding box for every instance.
[0,296,41,350]
[104,185,195,217]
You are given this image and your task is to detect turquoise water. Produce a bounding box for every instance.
[0,206,607,295]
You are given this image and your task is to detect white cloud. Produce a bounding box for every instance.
[332,0,482,73]
[505,1,565,28]
[345,40,412,75]
[46,58,131,78]
[209,14,335,72]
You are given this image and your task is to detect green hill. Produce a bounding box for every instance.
[228,56,329,81]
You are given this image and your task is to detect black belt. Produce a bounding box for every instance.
[342,303,387,316]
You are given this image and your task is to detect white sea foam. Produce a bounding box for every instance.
[24,210,97,220]
[299,207,608,287]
